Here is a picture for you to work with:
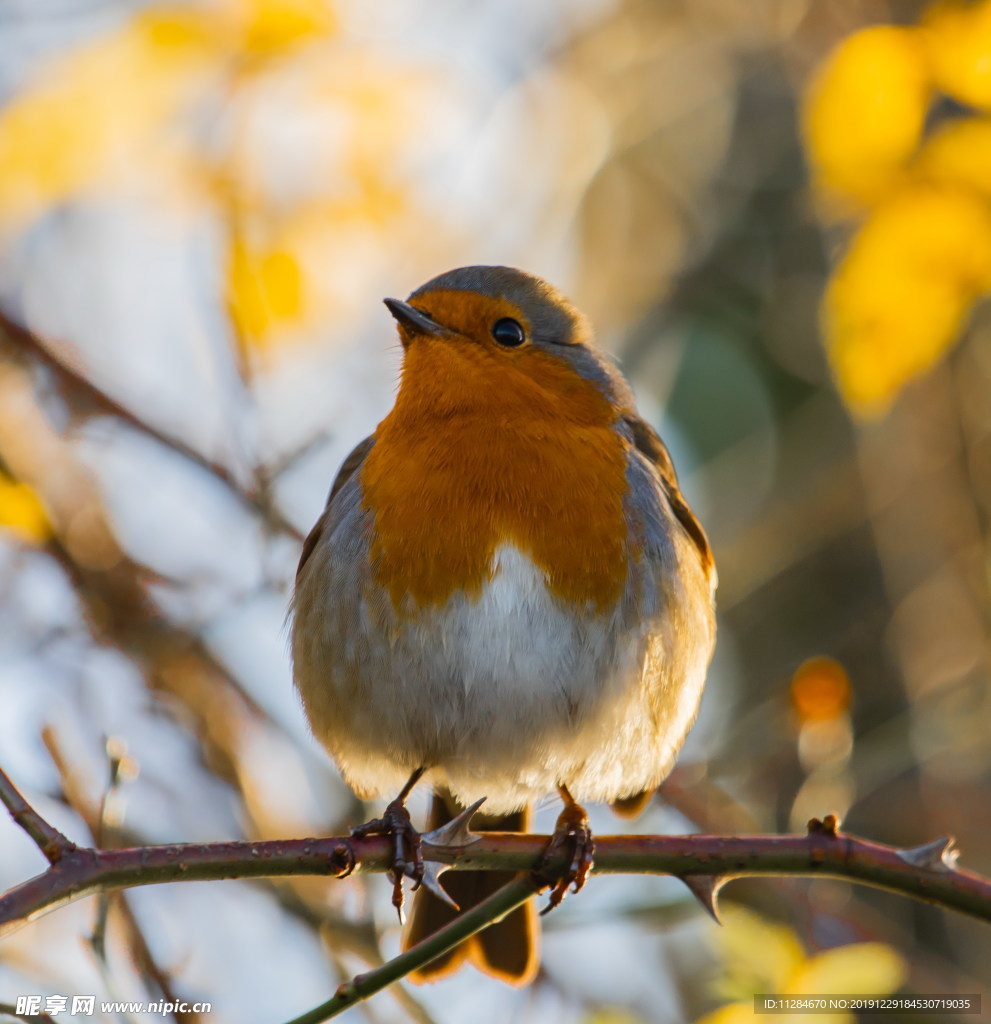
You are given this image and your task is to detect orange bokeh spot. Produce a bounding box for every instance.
[791,657,852,722]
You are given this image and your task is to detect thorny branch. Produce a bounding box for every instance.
[3,770,991,1020]
[3,769,990,941]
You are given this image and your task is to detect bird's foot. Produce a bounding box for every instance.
[351,797,423,922]
[536,784,595,915]
[350,768,427,923]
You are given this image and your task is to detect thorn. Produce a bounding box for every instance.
[419,861,460,910]
[680,874,727,923]
[421,797,486,849]
[897,836,958,872]
[414,799,485,912]
[807,814,841,837]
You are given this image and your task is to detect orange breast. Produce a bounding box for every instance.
[360,334,631,611]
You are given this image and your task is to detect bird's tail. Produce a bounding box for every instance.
[403,791,537,985]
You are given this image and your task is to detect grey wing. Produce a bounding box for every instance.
[296,435,374,583]
[623,413,714,581]
[612,416,716,818]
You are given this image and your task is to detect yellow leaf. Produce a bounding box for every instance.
[227,235,305,348]
[914,116,991,200]
[712,907,806,997]
[235,0,337,53]
[0,12,212,232]
[829,271,968,414]
[824,185,991,414]
[583,1010,645,1024]
[696,1003,832,1024]
[803,26,930,213]
[0,477,51,545]
[785,942,907,995]
[138,9,219,50]
[694,1003,761,1024]
[924,0,991,110]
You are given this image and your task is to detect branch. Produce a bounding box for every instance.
[4,774,991,1021]
[3,780,990,941]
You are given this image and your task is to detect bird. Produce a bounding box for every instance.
[290,265,716,985]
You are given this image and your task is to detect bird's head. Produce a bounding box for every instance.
[383,266,632,424]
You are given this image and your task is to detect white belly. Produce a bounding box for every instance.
[295,542,707,813]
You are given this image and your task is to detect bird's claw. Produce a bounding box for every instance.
[333,839,357,879]
[351,797,423,923]
[537,787,595,915]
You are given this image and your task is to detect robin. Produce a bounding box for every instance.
[291,265,716,985]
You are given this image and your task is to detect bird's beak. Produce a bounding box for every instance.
[383,298,446,339]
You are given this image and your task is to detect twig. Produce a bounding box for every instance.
[0,767,75,864]
[282,874,544,1023]
[79,738,199,1024]
[90,738,128,962]
[0,357,282,788]
[0,305,303,541]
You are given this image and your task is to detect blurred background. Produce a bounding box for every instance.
[0,1,989,1022]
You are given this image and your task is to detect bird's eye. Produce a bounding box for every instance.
[491,318,526,347]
